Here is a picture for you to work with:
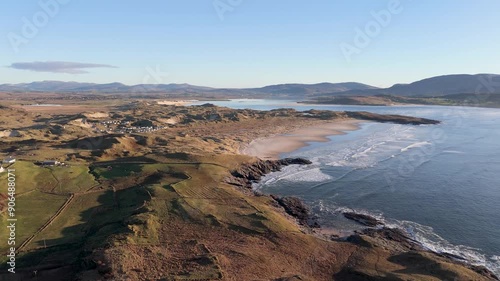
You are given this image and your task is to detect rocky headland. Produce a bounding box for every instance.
[226,158,499,280]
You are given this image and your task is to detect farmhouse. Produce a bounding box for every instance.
[2,157,15,164]
[42,160,61,166]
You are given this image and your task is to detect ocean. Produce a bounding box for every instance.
[192,99,500,274]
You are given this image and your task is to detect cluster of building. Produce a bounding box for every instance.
[115,126,166,134]
[101,120,129,125]
[97,120,166,134]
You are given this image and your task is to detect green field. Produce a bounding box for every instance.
[0,161,47,194]
[92,163,143,179]
[48,165,98,194]
[0,191,67,260]
[27,188,152,250]
[0,161,98,195]
[0,159,300,271]
[0,161,97,260]
[4,162,189,255]
[0,158,300,279]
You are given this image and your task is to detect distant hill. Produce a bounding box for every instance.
[0,81,98,92]
[0,81,213,93]
[386,74,500,96]
[303,93,500,108]
[1,74,499,98]
[249,82,378,96]
[339,74,500,97]
[0,81,377,97]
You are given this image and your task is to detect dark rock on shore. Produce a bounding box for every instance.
[342,225,499,280]
[440,252,468,261]
[226,158,311,189]
[438,254,499,280]
[359,227,424,251]
[469,266,500,281]
[270,195,320,228]
[347,227,499,280]
[345,111,441,125]
[226,158,319,227]
[343,212,383,227]
[278,158,312,165]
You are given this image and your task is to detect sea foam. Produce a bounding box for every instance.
[313,201,500,276]
[400,141,432,152]
[254,165,333,190]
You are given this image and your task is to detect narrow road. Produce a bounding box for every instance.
[16,193,75,253]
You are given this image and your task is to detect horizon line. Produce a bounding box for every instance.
[1,73,498,90]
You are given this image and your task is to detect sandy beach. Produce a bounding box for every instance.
[157,100,197,106]
[242,119,362,159]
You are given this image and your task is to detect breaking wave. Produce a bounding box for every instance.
[400,141,432,152]
[255,165,333,189]
[311,201,500,276]
[391,220,500,276]
[442,150,465,154]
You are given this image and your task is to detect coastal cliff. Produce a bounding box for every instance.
[226,158,311,189]
[226,158,499,281]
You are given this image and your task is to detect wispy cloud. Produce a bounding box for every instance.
[8,61,117,74]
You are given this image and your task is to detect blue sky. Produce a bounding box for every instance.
[1,0,500,88]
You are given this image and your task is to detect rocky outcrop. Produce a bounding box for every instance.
[226,158,319,227]
[224,158,499,280]
[343,227,499,280]
[352,227,424,251]
[270,195,320,228]
[345,111,441,125]
[343,212,383,227]
[470,266,500,281]
[226,158,312,189]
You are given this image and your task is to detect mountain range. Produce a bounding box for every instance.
[1,74,499,98]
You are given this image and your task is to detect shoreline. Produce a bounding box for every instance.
[235,118,499,278]
[240,119,362,160]
[229,159,500,279]
[227,158,499,279]
[156,99,198,106]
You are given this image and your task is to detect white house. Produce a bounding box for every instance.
[2,157,15,164]
[0,166,5,173]
[42,160,60,166]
